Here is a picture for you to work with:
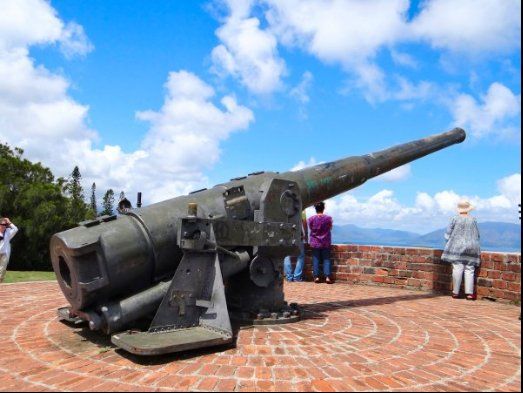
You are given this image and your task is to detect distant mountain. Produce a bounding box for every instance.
[332,224,419,246]
[332,221,521,252]
[415,222,521,252]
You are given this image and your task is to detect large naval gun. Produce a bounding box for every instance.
[51,128,466,355]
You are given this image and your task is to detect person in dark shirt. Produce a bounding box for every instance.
[308,202,333,284]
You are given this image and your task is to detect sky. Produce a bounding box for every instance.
[0,0,521,234]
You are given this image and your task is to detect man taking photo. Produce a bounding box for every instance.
[0,217,18,283]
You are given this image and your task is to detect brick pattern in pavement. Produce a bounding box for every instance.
[0,281,520,392]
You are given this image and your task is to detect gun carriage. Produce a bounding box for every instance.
[51,128,466,355]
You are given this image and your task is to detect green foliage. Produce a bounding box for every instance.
[101,189,115,216]
[0,143,94,270]
[63,166,93,223]
[90,182,97,215]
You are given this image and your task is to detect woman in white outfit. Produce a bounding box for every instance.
[0,217,18,283]
[441,200,481,300]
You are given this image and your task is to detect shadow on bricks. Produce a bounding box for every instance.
[299,292,444,321]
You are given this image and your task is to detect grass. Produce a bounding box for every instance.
[3,271,56,283]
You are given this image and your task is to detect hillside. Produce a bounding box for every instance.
[332,221,521,252]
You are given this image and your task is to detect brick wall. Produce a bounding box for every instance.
[298,245,521,303]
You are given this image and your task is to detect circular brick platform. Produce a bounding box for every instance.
[0,282,520,392]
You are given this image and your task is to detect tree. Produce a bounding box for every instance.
[101,189,115,216]
[90,183,97,216]
[0,143,94,270]
[69,166,83,200]
[64,166,92,224]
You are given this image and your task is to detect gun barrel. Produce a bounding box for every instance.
[285,128,466,207]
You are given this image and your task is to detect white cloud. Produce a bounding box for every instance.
[265,0,408,62]
[320,173,521,233]
[2,69,254,204]
[290,157,319,172]
[0,1,94,154]
[415,192,435,211]
[451,82,521,139]
[289,71,314,119]
[290,71,313,104]
[134,71,254,201]
[210,0,520,106]
[211,0,286,94]
[390,50,418,69]
[0,1,254,205]
[264,0,409,102]
[210,0,410,99]
[392,77,435,102]
[374,164,411,182]
[0,0,93,56]
[0,0,62,50]
[59,22,94,58]
[498,173,521,204]
[411,0,521,55]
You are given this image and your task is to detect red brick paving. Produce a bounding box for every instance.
[0,281,520,392]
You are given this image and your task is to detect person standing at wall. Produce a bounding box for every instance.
[0,217,19,283]
[284,210,308,282]
[441,200,481,300]
[308,202,333,284]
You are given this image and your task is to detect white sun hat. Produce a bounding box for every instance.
[457,199,474,214]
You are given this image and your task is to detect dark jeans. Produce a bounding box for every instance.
[312,248,332,278]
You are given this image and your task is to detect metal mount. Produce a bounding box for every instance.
[111,221,234,356]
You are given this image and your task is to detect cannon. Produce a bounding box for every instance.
[51,128,466,355]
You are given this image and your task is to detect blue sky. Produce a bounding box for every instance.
[0,0,520,233]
